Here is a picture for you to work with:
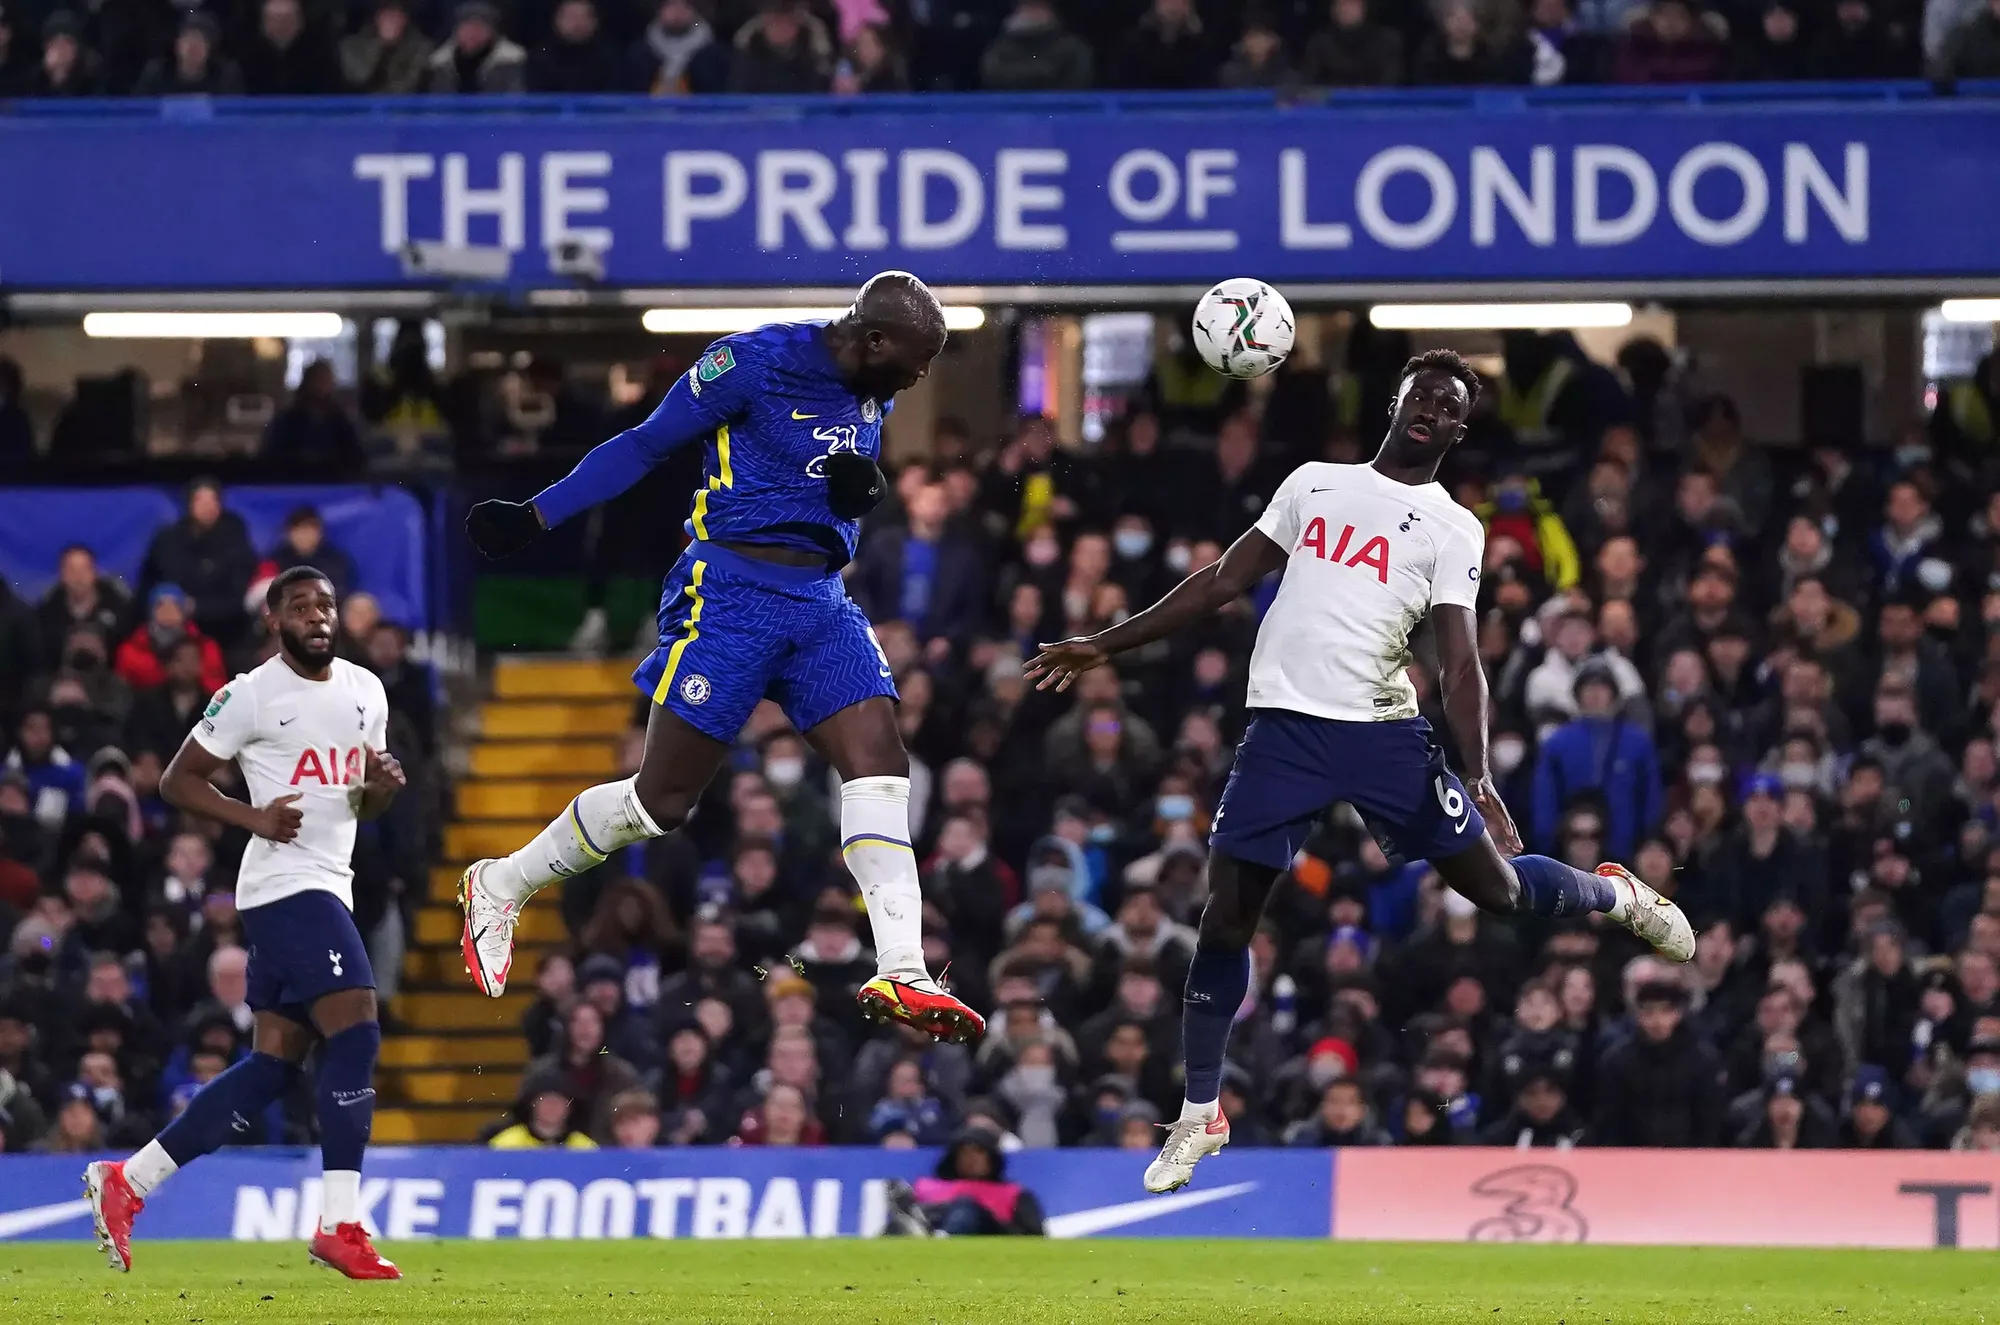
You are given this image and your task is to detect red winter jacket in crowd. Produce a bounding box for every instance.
[114,626,227,695]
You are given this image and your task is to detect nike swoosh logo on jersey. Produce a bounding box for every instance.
[278,717,296,726]
[792,409,820,420]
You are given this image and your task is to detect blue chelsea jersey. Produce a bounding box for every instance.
[530,320,890,566]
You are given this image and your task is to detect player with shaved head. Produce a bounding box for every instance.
[460,272,983,1044]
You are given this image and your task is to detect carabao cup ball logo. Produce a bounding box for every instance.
[681,674,711,706]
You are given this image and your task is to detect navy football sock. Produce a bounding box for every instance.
[316,1022,380,1175]
[1181,947,1251,1106]
[1509,854,1617,918]
[156,1052,299,1166]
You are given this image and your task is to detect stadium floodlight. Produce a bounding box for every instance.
[1939,299,2000,324]
[642,306,987,334]
[82,312,346,340]
[1368,303,1634,331]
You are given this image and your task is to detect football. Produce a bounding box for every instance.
[1191,278,1297,379]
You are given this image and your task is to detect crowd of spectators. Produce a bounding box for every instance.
[0,326,641,473]
[0,480,436,1152]
[479,328,2000,1158]
[1,0,1998,102]
[9,325,2000,1162]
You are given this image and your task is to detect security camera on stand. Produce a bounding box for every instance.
[398,241,512,285]
[548,240,606,285]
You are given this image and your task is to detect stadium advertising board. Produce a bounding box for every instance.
[0,97,1997,290]
[0,486,430,627]
[7,1148,2000,1246]
[1332,1148,2000,1249]
[0,1148,1328,1242]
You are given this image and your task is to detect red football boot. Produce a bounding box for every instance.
[857,974,987,1044]
[309,1223,402,1280]
[83,1160,143,1272]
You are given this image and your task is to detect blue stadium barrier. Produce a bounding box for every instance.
[0,1147,1326,1241]
[7,1146,1997,1246]
[5,84,2000,291]
[5,82,1996,119]
[0,486,430,628]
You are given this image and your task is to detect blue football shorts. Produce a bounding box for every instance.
[1209,710,1486,870]
[241,889,375,1024]
[633,540,900,742]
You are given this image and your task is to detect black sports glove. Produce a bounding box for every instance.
[466,499,546,560]
[823,451,888,520]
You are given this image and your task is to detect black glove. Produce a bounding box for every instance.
[466,499,546,560]
[823,451,887,520]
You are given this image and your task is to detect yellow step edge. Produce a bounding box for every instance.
[378,1035,525,1069]
[458,780,598,821]
[481,701,631,740]
[493,658,638,700]
[403,944,560,985]
[397,990,537,1032]
[392,1069,522,1106]
[374,1107,507,1145]
[470,742,620,780]
[427,867,585,908]
[444,821,553,862]
[414,904,566,947]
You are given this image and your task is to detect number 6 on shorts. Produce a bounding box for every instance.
[1434,775,1466,820]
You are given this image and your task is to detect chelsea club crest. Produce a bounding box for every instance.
[861,399,879,424]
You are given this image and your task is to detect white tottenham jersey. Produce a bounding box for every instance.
[1248,461,1486,722]
[191,655,389,911]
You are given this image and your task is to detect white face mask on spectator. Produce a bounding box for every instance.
[765,757,805,788]
[1012,1064,1058,1092]
[1492,737,1527,775]
[1688,761,1725,785]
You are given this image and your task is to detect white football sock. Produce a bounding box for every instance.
[1180,1098,1220,1123]
[841,776,926,980]
[123,1139,178,1197]
[487,777,665,906]
[320,1169,360,1233]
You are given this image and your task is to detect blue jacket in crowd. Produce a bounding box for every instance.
[1529,715,1664,861]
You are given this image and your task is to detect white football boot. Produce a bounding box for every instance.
[1597,862,1695,962]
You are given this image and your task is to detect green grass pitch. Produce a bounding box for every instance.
[3,1240,1993,1323]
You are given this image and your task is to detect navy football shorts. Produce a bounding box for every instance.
[634,540,899,742]
[241,889,375,1024]
[1209,710,1486,871]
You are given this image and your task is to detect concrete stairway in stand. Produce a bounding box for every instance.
[371,657,632,1143]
